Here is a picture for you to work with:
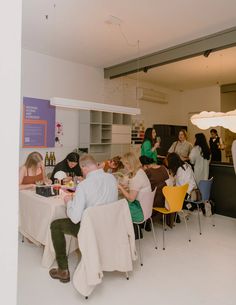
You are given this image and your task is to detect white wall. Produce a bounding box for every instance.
[21,49,106,164]
[0,1,21,305]
[221,91,236,112]
[21,49,184,163]
[180,85,221,144]
[106,76,184,128]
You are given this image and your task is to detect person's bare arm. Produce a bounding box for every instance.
[19,166,35,190]
[118,184,138,202]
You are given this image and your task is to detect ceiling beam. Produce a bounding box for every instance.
[221,83,236,93]
[104,26,236,79]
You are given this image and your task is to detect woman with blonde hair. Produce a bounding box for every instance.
[118,152,151,225]
[19,151,51,190]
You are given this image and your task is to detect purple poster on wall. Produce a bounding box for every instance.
[22,97,55,147]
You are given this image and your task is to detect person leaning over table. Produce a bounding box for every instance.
[19,151,51,190]
[49,154,118,283]
[50,152,82,184]
[141,128,160,163]
[101,155,124,173]
[168,129,193,161]
[118,152,151,239]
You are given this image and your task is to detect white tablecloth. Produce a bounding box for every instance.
[19,190,78,268]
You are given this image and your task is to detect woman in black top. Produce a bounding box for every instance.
[209,129,224,162]
[50,152,82,183]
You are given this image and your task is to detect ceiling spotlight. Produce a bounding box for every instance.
[203,49,212,58]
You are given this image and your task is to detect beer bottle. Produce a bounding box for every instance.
[49,152,53,166]
[52,152,56,166]
[45,152,50,167]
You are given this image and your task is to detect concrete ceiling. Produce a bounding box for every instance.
[22,0,236,68]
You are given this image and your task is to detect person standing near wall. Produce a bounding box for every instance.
[209,129,224,162]
[189,133,211,184]
[168,129,193,161]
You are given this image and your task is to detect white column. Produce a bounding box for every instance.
[0,1,22,305]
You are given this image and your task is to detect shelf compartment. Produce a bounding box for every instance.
[90,111,101,123]
[102,112,112,124]
[113,113,123,124]
[102,129,111,139]
[101,139,111,144]
[123,114,132,125]
[90,144,111,153]
[90,124,101,143]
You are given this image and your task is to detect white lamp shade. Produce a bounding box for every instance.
[190,110,236,132]
[54,171,67,181]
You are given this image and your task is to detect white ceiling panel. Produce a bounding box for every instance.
[22,0,236,67]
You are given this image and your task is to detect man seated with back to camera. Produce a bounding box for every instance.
[49,154,118,283]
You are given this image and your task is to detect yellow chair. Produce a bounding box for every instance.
[153,184,190,250]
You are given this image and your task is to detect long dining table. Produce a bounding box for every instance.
[19,189,78,268]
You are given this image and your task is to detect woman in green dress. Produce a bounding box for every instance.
[141,128,160,163]
[118,152,151,224]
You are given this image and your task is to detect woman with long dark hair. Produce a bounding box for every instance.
[189,133,211,184]
[167,152,196,196]
[141,128,160,163]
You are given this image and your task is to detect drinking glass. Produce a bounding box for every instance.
[53,179,61,196]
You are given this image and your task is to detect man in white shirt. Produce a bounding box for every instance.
[49,154,118,283]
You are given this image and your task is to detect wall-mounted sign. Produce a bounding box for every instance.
[22,97,55,148]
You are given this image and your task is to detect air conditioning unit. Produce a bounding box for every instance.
[137,87,168,104]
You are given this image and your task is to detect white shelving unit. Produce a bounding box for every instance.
[78,110,132,162]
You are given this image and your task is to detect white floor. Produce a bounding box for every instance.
[17,213,236,305]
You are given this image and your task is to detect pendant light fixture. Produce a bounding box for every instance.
[190,110,236,132]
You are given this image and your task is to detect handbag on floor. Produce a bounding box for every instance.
[204,200,212,217]
[190,188,202,201]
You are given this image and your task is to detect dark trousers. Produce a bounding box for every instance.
[50,218,80,270]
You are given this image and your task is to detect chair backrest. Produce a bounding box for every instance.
[198,177,213,201]
[138,188,157,221]
[162,184,188,212]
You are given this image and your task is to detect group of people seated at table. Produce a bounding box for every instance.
[19,126,215,283]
